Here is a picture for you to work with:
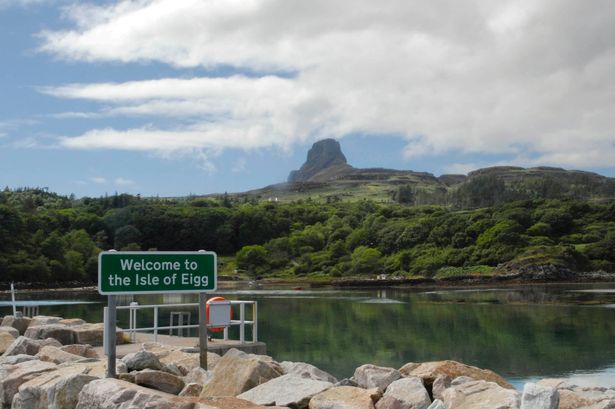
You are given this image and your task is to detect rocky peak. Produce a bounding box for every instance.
[288,139,352,182]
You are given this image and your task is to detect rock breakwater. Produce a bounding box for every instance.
[2,314,615,409]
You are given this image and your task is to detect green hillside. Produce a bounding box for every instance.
[1,187,614,286]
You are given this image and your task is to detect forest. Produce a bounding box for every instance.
[1,187,614,284]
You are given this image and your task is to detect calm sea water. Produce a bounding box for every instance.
[2,282,615,389]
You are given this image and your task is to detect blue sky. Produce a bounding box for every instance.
[2,0,615,198]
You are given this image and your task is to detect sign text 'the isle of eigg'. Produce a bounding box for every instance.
[98,251,217,295]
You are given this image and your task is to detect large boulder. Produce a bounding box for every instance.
[11,364,98,409]
[185,367,213,385]
[1,336,43,357]
[179,383,203,397]
[238,374,333,408]
[0,332,17,355]
[355,364,402,390]
[432,375,451,401]
[122,350,163,371]
[58,318,86,326]
[60,344,99,359]
[199,396,287,409]
[200,349,283,397]
[24,324,75,345]
[0,354,37,365]
[309,386,380,409]
[427,400,446,409]
[281,361,338,383]
[400,360,513,390]
[0,359,57,408]
[28,316,62,328]
[75,378,280,409]
[142,343,220,375]
[72,323,121,346]
[536,379,615,409]
[0,326,19,338]
[75,378,201,409]
[1,315,32,335]
[86,359,128,378]
[36,345,84,365]
[377,378,431,409]
[521,383,558,409]
[441,378,520,409]
[135,369,186,395]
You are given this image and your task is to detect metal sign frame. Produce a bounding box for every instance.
[101,250,216,378]
[98,250,217,295]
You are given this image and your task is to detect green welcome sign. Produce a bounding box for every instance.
[98,251,217,294]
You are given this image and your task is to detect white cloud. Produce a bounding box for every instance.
[0,0,48,9]
[443,163,479,176]
[231,158,246,173]
[39,0,615,170]
[114,177,134,186]
[91,177,106,184]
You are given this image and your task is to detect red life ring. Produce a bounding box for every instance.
[206,297,232,332]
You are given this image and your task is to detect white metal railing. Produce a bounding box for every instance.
[113,300,258,344]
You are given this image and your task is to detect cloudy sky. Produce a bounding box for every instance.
[2,0,615,197]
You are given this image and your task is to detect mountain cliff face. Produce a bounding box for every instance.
[246,139,615,207]
[288,139,353,182]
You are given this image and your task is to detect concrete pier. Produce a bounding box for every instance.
[93,332,267,358]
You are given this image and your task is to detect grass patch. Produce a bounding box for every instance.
[435,265,496,279]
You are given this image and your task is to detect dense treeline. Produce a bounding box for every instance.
[1,187,614,283]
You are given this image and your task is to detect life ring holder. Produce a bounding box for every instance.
[206,296,232,332]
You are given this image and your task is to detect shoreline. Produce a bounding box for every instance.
[2,274,615,294]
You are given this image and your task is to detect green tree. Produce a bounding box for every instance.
[351,246,383,275]
[114,225,141,250]
[236,245,269,278]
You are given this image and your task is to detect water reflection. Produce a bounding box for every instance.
[1,283,615,387]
